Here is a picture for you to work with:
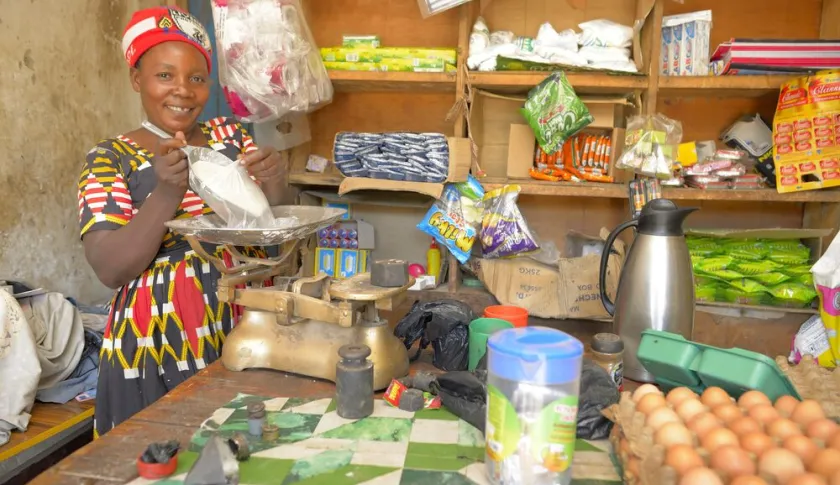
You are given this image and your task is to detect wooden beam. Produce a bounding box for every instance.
[821,0,840,39]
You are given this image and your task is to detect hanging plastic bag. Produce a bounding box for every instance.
[480,185,539,258]
[393,300,476,371]
[211,0,334,124]
[812,233,840,366]
[521,72,593,155]
[616,114,683,179]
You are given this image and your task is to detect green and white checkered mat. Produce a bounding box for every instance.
[128,393,622,485]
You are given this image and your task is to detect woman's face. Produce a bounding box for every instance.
[130,41,210,135]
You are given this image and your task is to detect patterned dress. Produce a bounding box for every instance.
[78,117,271,437]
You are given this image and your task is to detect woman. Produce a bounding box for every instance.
[77,6,287,437]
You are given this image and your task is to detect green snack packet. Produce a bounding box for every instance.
[717,287,770,306]
[695,284,718,303]
[781,265,813,276]
[798,273,814,287]
[768,282,818,307]
[694,275,719,286]
[695,256,734,272]
[702,269,744,281]
[521,72,593,155]
[727,278,768,294]
[733,260,781,275]
[690,248,719,258]
[749,272,791,286]
[764,239,807,252]
[767,251,810,265]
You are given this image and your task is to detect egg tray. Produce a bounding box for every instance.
[777,355,840,420]
[605,392,796,485]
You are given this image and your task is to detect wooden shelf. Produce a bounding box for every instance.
[291,173,840,202]
[328,70,456,92]
[469,71,648,95]
[657,75,793,98]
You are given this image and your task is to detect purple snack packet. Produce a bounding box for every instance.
[480,185,539,259]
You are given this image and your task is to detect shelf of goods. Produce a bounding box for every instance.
[289,173,840,203]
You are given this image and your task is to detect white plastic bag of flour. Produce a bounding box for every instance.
[189,150,275,229]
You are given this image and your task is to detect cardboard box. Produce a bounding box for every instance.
[313,248,371,279]
[317,219,375,250]
[772,71,840,193]
[662,10,713,76]
[338,137,472,199]
[472,228,626,320]
[469,90,634,183]
[323,201,351,220]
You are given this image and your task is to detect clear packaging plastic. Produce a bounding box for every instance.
[211,0,334,124]
[578,19,634,48]
[416,0,471,19]
[616,114,683,179]
[480,185,539,259]
[188,148,275,228]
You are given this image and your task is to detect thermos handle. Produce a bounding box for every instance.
[599,219,638,316]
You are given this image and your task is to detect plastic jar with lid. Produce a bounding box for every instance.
[590,333,624,391]
[485,327,584,485]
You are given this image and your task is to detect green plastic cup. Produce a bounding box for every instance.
[468,318,514,371]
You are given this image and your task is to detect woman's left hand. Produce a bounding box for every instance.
[240,147,285,184]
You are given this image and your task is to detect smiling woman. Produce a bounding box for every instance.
[75,6,289,438]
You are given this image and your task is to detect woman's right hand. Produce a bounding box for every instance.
[153,132,189,200]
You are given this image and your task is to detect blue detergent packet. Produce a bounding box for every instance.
[416,175,484,264]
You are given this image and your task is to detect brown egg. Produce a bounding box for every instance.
[807,418,839,442]
[625,457,640,479]
[809,448,840,477]
[702,427,740,452]
[702,387,733,408]
[713,403,744,423]
[758,448,806,484]
[731,477,769,485]
[748,404,780,425]
[637,393,668,415]
[739,390,772,409]
[710,445,757,477]
[647,406,681,431]
[788,473,829,485]
[775,395,801,417]
[792,400,827,427]
[828,431,840,450]
[656,422,694,447]
[830,469,840,485]
[665,444,705,475]
[687,412,722,439]
[632,383,663,403]
[677,398,709,423]
[740,432,776,457]
[730,416,763,436]
[667,387,699,407]
[784,435,820,466]
[680,467,724,485]
[768,418,804,440]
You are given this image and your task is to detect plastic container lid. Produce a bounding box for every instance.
[487,327,583,385]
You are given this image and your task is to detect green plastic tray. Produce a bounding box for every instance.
[637,329,800,402]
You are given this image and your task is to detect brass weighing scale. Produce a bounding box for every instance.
[166,206,411,390]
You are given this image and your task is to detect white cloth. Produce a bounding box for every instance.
[0,292,84,445]
[0,291,41,445]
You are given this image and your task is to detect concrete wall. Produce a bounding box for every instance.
[0,0,168,303]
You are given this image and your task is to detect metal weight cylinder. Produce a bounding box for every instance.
[336,344,374,419]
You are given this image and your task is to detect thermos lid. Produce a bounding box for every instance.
[638,199,697,237]
[487,327,583,385]
[591,333,624,354]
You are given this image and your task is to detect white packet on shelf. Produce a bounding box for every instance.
[578,19,634,48]
[535,23,579,52]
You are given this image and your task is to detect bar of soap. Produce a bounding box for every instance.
[398,389,426,412]
[371,259,409,287]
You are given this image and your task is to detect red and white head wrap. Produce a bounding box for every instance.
[121,7,213,71]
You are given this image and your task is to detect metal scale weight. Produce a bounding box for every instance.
[166,206,411,391]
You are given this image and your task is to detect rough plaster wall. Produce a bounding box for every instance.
[0,0,167,303]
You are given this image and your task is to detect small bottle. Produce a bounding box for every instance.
[336,344,374,419]
[246,401,266,437]
[426,239,441,282]
[591,333,624,391]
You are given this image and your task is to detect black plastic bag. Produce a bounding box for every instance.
[576,359,620,440]
[433,371,487,432]
[393,299,475,371]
